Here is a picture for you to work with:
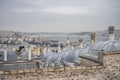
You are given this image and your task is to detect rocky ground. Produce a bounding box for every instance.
[0,54,120,80]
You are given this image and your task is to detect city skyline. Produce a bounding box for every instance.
[0,0,120,32]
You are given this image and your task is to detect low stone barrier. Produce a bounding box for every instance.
[0,65,103,75]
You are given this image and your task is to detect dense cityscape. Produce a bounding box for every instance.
[0,0,120,80]
[0,26,120,80]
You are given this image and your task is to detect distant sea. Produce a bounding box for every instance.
[45,35,80,42]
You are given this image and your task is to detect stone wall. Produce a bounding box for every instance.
[102,53,120,75]
[80,57,99,66]
[0,62,37,71]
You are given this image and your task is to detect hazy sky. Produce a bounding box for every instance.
[0,0,120,32]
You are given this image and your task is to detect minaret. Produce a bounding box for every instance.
[78,37,83,48]
[91,33,95,45]
[108,26,115,41]
[4,45,7,62]
[28,45,31,61]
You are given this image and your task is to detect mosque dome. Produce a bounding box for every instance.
[84,40,120,59]
[43,48,84,68]
[0,50,18,61]
[20,50,36,60]
[92,40,120,51]
[7,50,18,61]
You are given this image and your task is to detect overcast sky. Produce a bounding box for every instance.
[0,0,120,32]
